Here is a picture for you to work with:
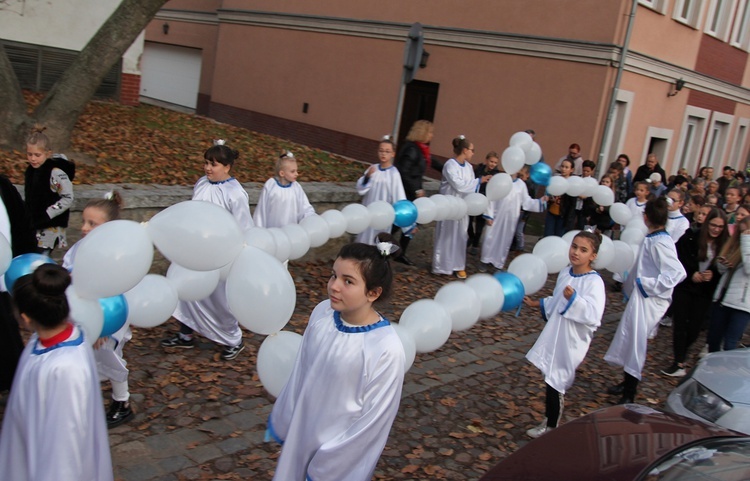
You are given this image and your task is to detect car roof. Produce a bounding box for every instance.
[691,348,750,405]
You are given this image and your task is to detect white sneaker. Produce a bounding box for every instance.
[526,418,551,439]
[659,316,673,327]
[699,344,709,359]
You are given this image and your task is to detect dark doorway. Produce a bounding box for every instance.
[397,80,439,146]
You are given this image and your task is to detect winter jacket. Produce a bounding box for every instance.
[713,233,750,313]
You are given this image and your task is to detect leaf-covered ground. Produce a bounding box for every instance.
[0,92,366,186]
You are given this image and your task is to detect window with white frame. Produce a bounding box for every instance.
[639,0,669,14]
[702,112,734,169]
[705,0,737,40]
[729,118,749,168]
[673,0,704,27]
[675,107,710,177]
[730,0,750,49]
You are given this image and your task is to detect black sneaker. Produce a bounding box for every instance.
[395,255,415,266]
[161,335,195,349]
[107,400,134,429]
[221,341,245,360]
[607,382,625,395]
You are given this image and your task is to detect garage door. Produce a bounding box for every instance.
[140,43,202,110]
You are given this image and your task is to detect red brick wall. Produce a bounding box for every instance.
[694,34,748,85]
[688,90,736,114]
[120,73,141,107]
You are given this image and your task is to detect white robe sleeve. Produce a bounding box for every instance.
[253,182,272,227]
[636,240,687,297]
[520,186,544,213]
[228,188,254,231]
[295,184,316,222]
[557,275,606,328]
[356,167,374,196]
[444,161,480,194]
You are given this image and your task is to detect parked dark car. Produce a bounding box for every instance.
[479,404,749,481]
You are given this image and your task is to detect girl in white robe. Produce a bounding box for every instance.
[355,138,406,245]
[605,197,686,403]
[268,236,405,481]
[163,142,254,361]
[433,136,490,278]
[0,264,113,481]
[523,231,606,438]
[666,189,690,242]
[253,151,315,228]
[480,177,546,270]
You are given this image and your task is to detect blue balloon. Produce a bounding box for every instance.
[493,271,526,311]
[4,253,57,293]
[99,295,128,337]
[529,162,553,187]
[393,200,418,228]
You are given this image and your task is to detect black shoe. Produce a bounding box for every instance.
[617,395,635,405]
[395,255,415,266]
[107,400,134,429]
[161,335,195,349]
[221,341,245,360]
[607,382,625,395]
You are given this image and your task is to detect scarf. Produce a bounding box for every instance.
[416,142,431,170]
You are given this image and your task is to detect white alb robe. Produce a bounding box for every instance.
[173,177,253,346]
[268,300,405,481]
[355,164,406,245]
[0,326,113,481]
[666,211,690,242]
[604,231,686,379]
[625,197,647,219]
[526,268,605,393]
[481,178,545,269]
[253,178,315,228]
[432,158,480,275]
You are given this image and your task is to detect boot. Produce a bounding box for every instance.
[618,373,639,404]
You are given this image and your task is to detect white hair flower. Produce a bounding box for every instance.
[376,241,399,258]
[213,139,226,146]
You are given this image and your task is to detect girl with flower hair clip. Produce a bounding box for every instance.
[267,232,406,481]
[253,150,315,228]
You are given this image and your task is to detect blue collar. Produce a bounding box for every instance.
[668,213,686,220]
[378,165,395,171]
[646,230,669,238]
[568,267,600,278]
[274,178,294,188]
[333,310,390,333]
[32,330,84,355]
[209,176,235,185]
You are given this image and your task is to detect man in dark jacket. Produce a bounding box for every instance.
[633,153,667,185]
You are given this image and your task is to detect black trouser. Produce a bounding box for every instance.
[545,383,564,428]
[467,215,486,248]
[623,372,639,400]
[179,323,194,336]
[672,289,711,364]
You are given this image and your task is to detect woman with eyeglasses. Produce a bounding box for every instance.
[662,208,728,377]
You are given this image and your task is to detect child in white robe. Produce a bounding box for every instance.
[62,191,134,428]
[523,230,606,438]
[162,141,254,361]
[480,175,546,271]
[666,188,689,242]
[0,264,113,481]
[253,151,315,228]
[605,197,686,403]
[433,135,491,278]
[355,137,406,245]
[613,181,650,291]
[267,234,405,481]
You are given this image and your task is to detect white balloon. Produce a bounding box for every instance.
[509,131,533,149]
[523,141,542,165]
[0,234,11,276]
[429,194,451,221]
[267,228,291,263]
[593,185,615,207]
[649,172,662,183]
[565,176,586,197]
[486,173,513,201]
[626,217,649,235]
[66,286,103,345]
[391,323,417,372]
[299,215,331,248]
[533,236,570,274]
[562,230,581,246]
[608,240,636,275]
[546,176,568,196]
[321,209,347,238]
[592,235,615,270]
[341,203,371,234]
[413,197,437,224]
[465,274,504,319]
[620,227,645,246]
[367,201,396,230]
[581,177,599,198]
[435,282,482,331]
[501,146,526,175]
[399,299,452,353]
[166,263,220,301]
[257,331,303,397]
[281,224,311,260]
[448,195,468,220]
[148,201,243,271]
[464,193,489,216]
[609,203,633,225]
[508,254,549,295]
[244,227,276,256]
[124,274,179,328]
[442,195,459,221]
[226,246,296,335]
[218,261,233,281]
[72,220,153,299]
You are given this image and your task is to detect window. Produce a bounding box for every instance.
[642,126,674,171]
[705,0,737,40]
[600,90,634,172]
[729,118,749,168]
[673,0,704,27]
[675,107,710,177]
[730,0,750,49]
[639,0,669,14]
[701,112,734,169]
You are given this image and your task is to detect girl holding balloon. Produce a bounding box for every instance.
[355,136,407,245]
[62,191,134,428]
[267,234,405,481]
[522,230,606,438]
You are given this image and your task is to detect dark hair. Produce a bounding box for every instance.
[26,124,52,151]
[616,154,630,166]
[723,165,734,172]
[524,129,536,136]
[645,197,668,228]
[725,186,741,198]
[689,193,706,206]
[204,143,239,167]
[608,161,624,172]
[573,230,602,254]
[452,136,471,156]
[13,264,71,328]
[379,136,396,152]
[633,180,649,192]
[485,151,499,160]
[84,190,123,221]
[582,160,596,171]
[569,143,581,151]
[673,175,688,186]
[698,208,728,261]
[668,188,685,202]
[560,158,575,170]
[337,233,397,302]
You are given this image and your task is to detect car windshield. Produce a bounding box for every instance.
[640,437,750,480]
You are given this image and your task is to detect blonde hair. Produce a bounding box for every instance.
[718,216,750,267]
[275,150,296,175]
[26,125,52,151]
[405,120,433,143]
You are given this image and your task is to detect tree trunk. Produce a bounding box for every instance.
[0,44,31,150]
[0,0,168,151]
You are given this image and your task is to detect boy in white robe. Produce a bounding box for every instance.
[605,197,686,403]
[666,188,689,242]
[253,151,315,228]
